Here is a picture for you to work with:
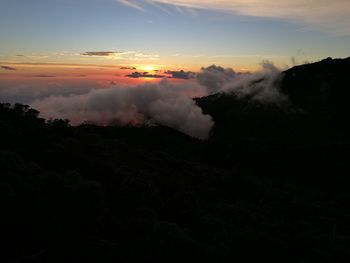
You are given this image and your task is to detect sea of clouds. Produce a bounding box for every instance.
[0,62,286,139]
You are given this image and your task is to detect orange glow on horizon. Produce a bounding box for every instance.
[139,65,159,72]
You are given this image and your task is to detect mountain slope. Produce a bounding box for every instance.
[196,57,350,141]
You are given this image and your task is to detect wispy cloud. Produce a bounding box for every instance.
[120,51,160,61]
[120,66,137,70]
[20,54,49,59]
[117,0,146,11]
[81,51,122,56]
[146,0,173,15]
[122,0,350,35]
[1,65,16,71]
[81,51,159,61]
[33,75,56,78]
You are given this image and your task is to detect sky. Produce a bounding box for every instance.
[1,0,350,137]
[0,0,350,72]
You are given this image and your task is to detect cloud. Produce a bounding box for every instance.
[131,0,350,35]
[117,0,146,11]
[126,71,166,78]
[220,61,287,105]
[197,65,236,94]
[81,51,121,56]
[0,82,95,104]
[1,66,16,71]
[34,75,56,78]
[120,66,137,70]
[31,79,213,139]
[12,54,49,60]
[0,61,288,139]
[195,62,287,104]
[120,51,160,61]
[126,70,196,80]
[165,70,195,80]
[81,51,160,61]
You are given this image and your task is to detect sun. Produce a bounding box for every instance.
[140,65,158,71]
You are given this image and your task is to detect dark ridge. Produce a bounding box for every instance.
[281,57,350,114]
[196,56,350,140]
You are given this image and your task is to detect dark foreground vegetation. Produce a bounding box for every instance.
[1,57,350,262]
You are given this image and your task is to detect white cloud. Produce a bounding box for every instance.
[117,0,146,11]
[31,79,213,139]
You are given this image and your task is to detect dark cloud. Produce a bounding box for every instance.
[126,72,166,79]
[81,51,121,56]
[34,75,56,78]
[165,70,195,80]
[120,66,137,70]
[127,70,197,79]
[197,65,236,94]
[1,65,16,71]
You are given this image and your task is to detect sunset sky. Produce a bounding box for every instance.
[1,0,350,73]
[0,0,350,136]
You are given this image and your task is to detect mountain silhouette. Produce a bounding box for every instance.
[196,57,350,141]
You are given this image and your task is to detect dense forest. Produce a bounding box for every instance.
[1,58,350,262]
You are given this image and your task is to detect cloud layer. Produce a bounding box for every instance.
[31,79,213,139]
[0,62,286,139]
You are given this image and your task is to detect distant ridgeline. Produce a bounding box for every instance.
[196,57,350,142]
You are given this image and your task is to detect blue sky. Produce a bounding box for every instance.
[1,0,350,70]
